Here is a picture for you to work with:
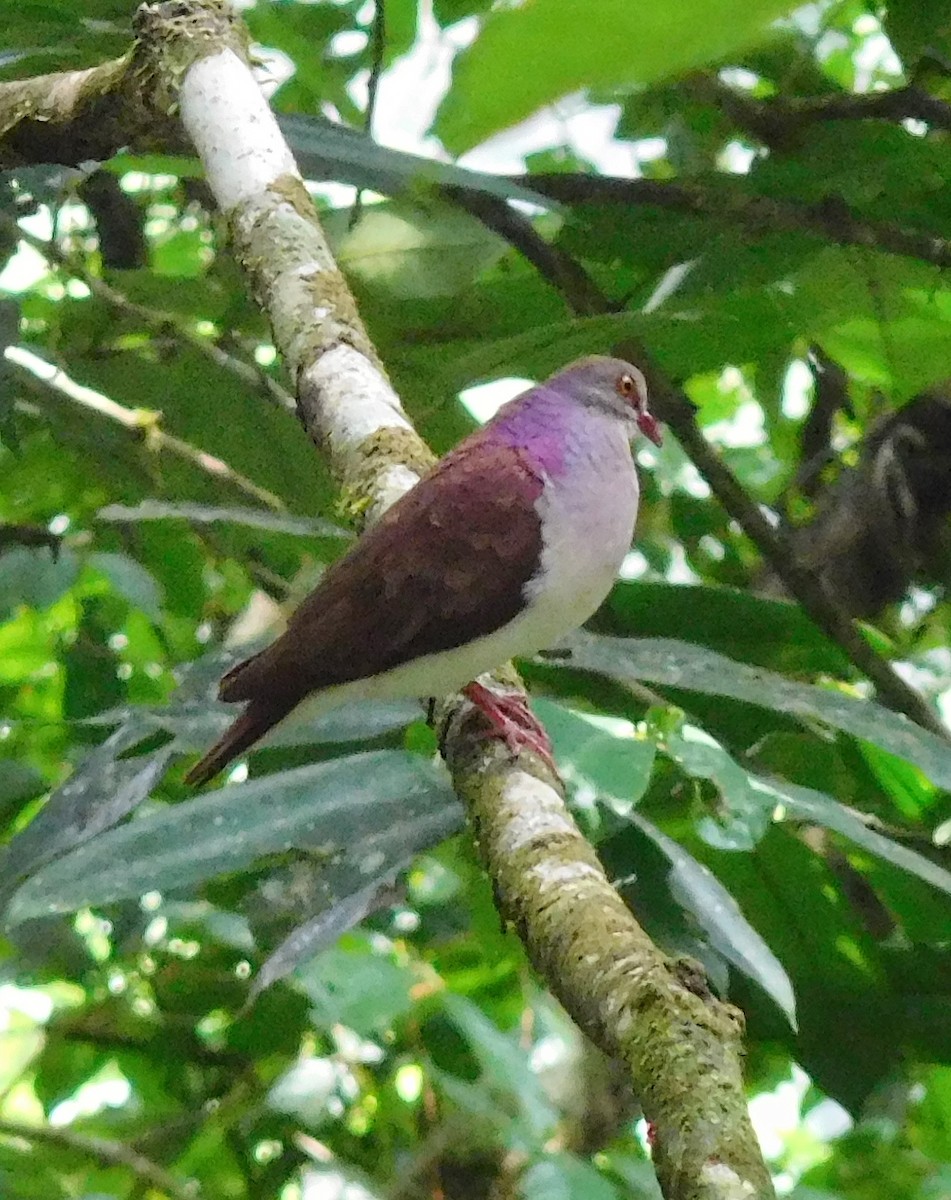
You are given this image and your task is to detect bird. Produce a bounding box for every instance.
[185,356,662,786]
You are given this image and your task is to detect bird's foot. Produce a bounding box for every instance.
[462,681,556,770]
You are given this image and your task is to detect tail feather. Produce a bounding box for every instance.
[218,649,267,703]
[184,703,285,787]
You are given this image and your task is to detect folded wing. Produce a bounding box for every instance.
[186,439,544,784]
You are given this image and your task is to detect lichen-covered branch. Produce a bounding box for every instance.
[440,728,773,1199]
[0,1,254,170]
[137,2,435,523]
[37,4,778,1197]
[0,55,134,168]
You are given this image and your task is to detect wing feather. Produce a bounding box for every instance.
[220,439,544,707]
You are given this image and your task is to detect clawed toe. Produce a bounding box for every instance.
[462,681,557,770]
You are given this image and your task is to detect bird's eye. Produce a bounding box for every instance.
[617,373,639,406]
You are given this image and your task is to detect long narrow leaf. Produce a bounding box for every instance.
[565,633,951,789]
[279,114,553,208]
[6,753,458,926]
[630,811,797,1027]
[99,500,350,538]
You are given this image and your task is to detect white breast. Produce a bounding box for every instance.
[520,417,639,650]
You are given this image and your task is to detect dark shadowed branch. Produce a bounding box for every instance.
[0,1118,198,1200]
[521,173,951,269]
[693,77,951,145]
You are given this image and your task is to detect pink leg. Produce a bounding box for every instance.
[462,681,556,769]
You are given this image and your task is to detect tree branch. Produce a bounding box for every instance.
[643,377,948,737]
[444,186,608,317]
[7,344,286,511]
[10,219,296,413]
[0,52,184,170]
[696,77,951,145]
[522,173,951,269]
[128,3,774,1196]
[0,1117,197,1200]
[0,521,62,554]
[450,187,947,740]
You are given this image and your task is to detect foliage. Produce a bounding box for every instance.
[3,0,951,1197]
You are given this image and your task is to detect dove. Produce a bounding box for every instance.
[186,356,661,785]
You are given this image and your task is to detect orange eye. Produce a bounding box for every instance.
[617,373,637,401]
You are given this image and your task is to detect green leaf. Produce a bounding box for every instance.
[323,201,507,299]
[0,297,21,450]
[245,0,353,103]
[521,1154,622,1200]
[442,994,559,1144]
[563,633,951,791]
[881,0,951,68]
[98,500,349,539]
[534,698,655,804]
[606,582,849,676]
[434,0,494,22]
[295,940,416,1036]
[0,546,78,620]
[0,760,46,821]
[434,0,804,153]
[769,777,951,901]
[279,113,553,208]
[5,752,458,925]
[0,721,174,909]
[249,879,397,1000]
[176,701,423,752]
[855,741,937,822]
[664,724,771,850]
[62,597,125,721]
[87,552,163,620]
[630,811,797,1027]
[163,633,418,751]
[658,721,951,903]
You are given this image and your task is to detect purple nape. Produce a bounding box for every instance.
[483,385,576,475]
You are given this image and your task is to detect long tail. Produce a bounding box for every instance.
[184,702,287,787]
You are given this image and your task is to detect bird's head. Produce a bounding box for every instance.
[553,356,663,447]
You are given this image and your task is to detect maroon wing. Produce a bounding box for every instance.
[185,440,544,785]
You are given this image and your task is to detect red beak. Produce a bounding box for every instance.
[637,410,663,447]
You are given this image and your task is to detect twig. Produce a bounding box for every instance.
[521,173,951,269]
[0,1117,198,1200]
[449,191,948,739]
[386,1115,489,1200]
[365,0,386,136]
[647,379,948,737]
[53,1018,251,1070]
[443,186,607,316]
[0,521,61,554]
[7,345,286,512]
[696,77,951,145]
[350,0,387,230]
[9,220,295,413]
